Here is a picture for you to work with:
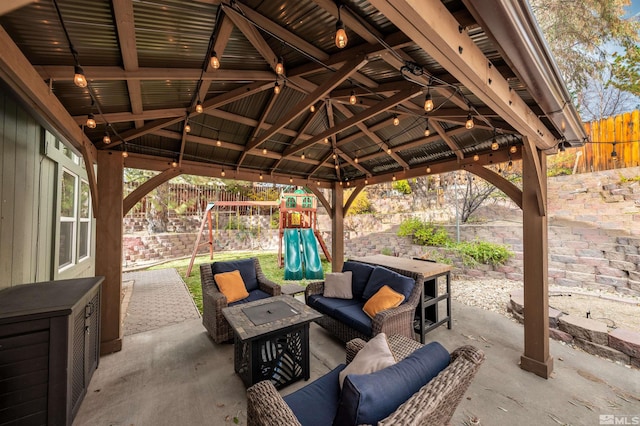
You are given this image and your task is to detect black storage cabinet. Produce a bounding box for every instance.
[0,276,104,426]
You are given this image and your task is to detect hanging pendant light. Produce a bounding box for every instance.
[195,101,203,114]
[262,148,267,155]
[426,166,431,174]
[184,123,191,133]
[102,131,111,144]
[424,90,433,112]
[221,168,226,177]
[275,57,285,76]
[392,174,396,181]
[465,111,474,129]
[300,152,305,160]
[122,150,128,158]
[349,90,357,105]
[172,159,178,168]
[335,6,348,49]
[210,51,220,69]
[424,120,430,137]
[86,113,96,129]
[473,153,479,161]
[274,81,281,95]
[310,104,316,113]
[393,115,399,126]
[74,65,87,88]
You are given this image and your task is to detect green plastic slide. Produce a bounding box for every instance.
[300,228,324,279]
[283,229,303,280]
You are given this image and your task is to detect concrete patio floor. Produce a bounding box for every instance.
[74,297,640,425]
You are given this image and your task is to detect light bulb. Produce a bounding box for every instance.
[324,138,329,144]
[510,145,517,154]
[316,181,320,186]
[349,90,356,105]
[346,181,350,187]
[275,57,284,76]
[195,101,203,114]
[172,160,178,168]
[426,166,431,173]
[392,174,396,181]
[184,123,191,133]
[424,93,433,112]
[507,160,513,171]
[102,132,111,144]
[465,113,474,129]
[274,81,280,94]
[393,115,399,126]
[335,163,339,170]
[262,148,267,155]
[491,140,499,151]
[122,151,128,158]
[354,156,358,164]
[473,153,479,161]
[332,153,337,159]
[301,152,305,160]
[86,113,96,129]
[259,173,263,180]
[310,105,315,113]
[424,126,430,137]
[210,52,220,69]
[289,177,293,183]
[216,139,221,147]
[335,20,348,49]
[364,179,368,185]
[339,181,343,186]
[221,169,225,177]
[387,148,392,155]
[74,65,87,88]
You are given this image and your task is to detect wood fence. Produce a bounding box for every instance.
[562,109,640,173]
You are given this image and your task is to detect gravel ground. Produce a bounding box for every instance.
[452,278,640,332]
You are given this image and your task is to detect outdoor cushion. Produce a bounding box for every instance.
[338,333,396,388]
[228,289,271,307]
[342,261,375,299]
[284,364,346,426]
[213,270,249,303]
[212,258,259,291]
[361,266,415,301]
[331,303,372,337]
[307,294,361,316]
[334,341,451,425]
[323,271,353,299]
[362,285,405,319]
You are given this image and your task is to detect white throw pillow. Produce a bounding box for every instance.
[323,271,353,299]
[338,333,396,388]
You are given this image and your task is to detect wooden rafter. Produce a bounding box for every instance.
[197,13,234,102]
[0,0,35,16]
[122,168,182,215]
[429,119,463,159]
[224,7,279,73]
[73,108,186,125]
[522,135,547,216]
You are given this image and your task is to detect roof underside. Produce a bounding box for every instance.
[0,0,586,186]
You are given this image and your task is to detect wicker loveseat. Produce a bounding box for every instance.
[246,334,485,426]
[200,258,281,343]
[305,260,423,342]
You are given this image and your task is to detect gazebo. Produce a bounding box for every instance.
[0,0,586,379]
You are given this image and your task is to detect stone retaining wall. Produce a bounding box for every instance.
[509,289,640,368]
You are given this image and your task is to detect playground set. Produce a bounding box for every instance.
[186,189,330,280]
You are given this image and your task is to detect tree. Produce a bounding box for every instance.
[124,168,171,233]
[610,44,640,96]
[458,173,498,223]
[577,65,639,121]
[530,0,640,97]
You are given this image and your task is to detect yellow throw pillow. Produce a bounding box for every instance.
[362,285,405,319]
[214,270,249,303]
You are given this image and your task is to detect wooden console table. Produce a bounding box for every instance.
[351,255,452,343]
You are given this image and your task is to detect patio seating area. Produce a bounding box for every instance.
[73,269,640,426]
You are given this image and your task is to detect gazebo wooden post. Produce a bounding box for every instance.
[331,183,344,272]
[520,143,553,378]
[96,151,124,355]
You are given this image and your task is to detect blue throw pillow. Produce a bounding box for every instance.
[333,341,450,425]
[342,261,375,299]
[361,266,415,302]
[212,258,259,292]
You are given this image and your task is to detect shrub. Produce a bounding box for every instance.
[397,218,452,246]
[347,191,373,215]
[392,179,412,194]
[454,240,513,266]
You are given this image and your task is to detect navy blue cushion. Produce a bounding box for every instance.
[307,294,361,316]
[284,364,346,426]
[334,342,450,425]
[228,289,270,306]
[361,266,415,302]
[331,303,372,337]
[342,261,375,299]
[212,258,259,292]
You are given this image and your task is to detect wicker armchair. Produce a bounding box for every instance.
[246,334,485,426]
[304,262,424,342]
[200,258,281,343]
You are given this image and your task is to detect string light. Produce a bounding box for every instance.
[335,163,339,170]
[216,139,222,147]
[349,90,357,105]
[274,81,281,94]
[510,145,517,154]
[195,101,203,114]
[73,65,87,88]
[392,174,396,181]
[393,115,400,126]
[184,123,191,133]
[507,160,513,171]
[102,131,111,144]
[346,180,350,187]
[310,104,315,113]
[364,178,368,185]
[424,120,430,137]
[275,57,285,76]
[354,156,358,164]
[172,159,178,168]
[426,166,431,173]
[611,143,617,159]
[473,153,479,161]
[221,168,225,177]
[491,136,499,151]
[465,111,474,129]
[387,148,392,155]
[122,150,128,158]
[289,176,293,183]
[300,152,305,160]
[324,137,329,144]
[86,113,96,129]
[210,51,220,69]
[332,152,337,160]
[424,90,433,112]
[335,5,348,48]
[259,173,263,180]
[262,148,268,155]
[558,142,566,152]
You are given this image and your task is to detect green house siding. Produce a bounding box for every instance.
[0,88,95,289]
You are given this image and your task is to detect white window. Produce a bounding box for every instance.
[79,180,91,260]
[59,170,77,270]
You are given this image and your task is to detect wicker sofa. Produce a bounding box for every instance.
[246,334,485,426]
[200,258,281,343]
[305,260,423,342]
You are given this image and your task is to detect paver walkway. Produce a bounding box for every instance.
[123,268,200,335]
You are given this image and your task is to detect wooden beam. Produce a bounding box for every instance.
[73,108,186,125]
[312,0,382,45]
[467,164,523,208]
[198,13,234,102]
[285,87,421,156]
[37,66,274,82]
[306,185,332,217]
[430,119,463,160]
[123,168,182,215]
[369,0,558,149]
[224,7,279,73]
[0,0,35,16]
[331,183,345,271]
[344,184,365,215]
[253,56,368,150]
[522,135,547,216]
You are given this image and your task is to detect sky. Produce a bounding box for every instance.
[627,0,640,18]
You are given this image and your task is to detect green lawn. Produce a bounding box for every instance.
[148,251,332,313]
